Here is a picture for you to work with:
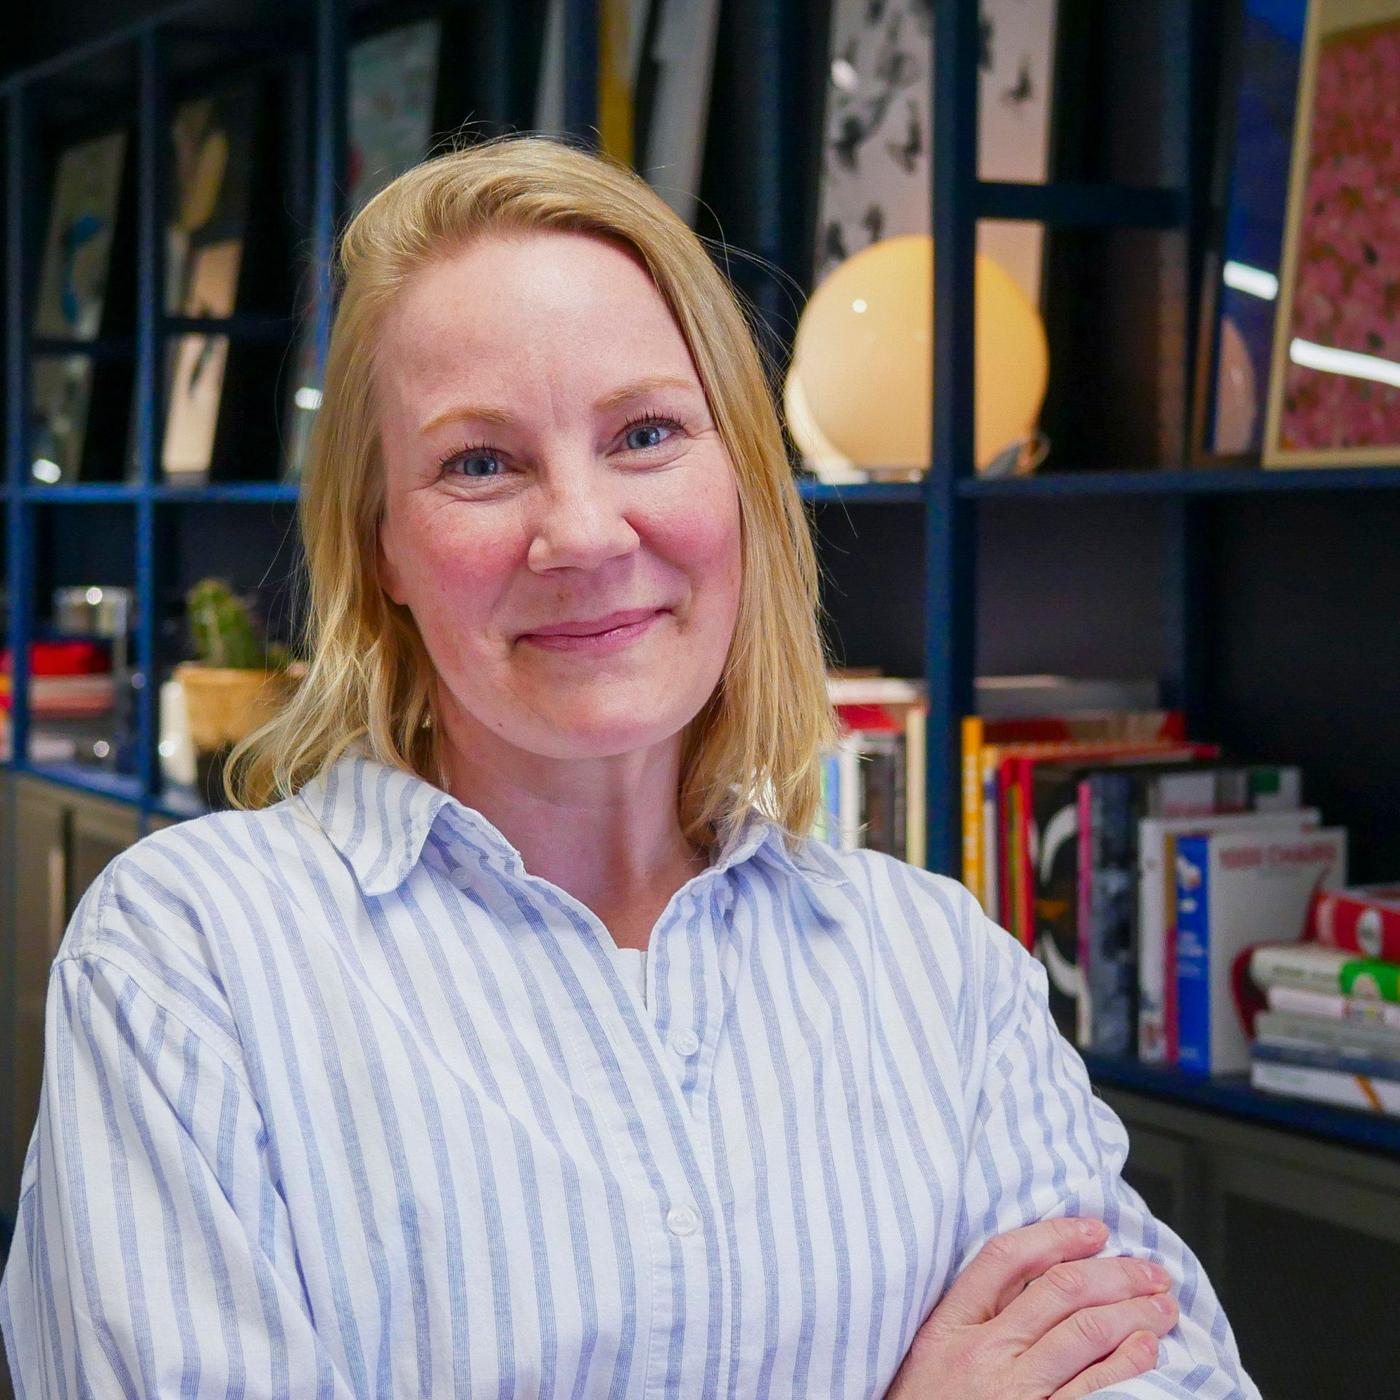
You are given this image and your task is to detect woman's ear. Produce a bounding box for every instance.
[378,521,407,607]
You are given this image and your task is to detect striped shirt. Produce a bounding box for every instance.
[0,747,1262,1398]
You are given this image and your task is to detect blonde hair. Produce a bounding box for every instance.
[226,131,839,855]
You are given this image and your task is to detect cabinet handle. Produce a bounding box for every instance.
[48,842,66,956]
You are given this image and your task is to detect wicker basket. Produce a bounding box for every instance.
[174,662,301,751]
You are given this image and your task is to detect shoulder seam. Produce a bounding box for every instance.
[52,946,254,1096]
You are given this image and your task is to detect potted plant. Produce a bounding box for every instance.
[173,578,302,807]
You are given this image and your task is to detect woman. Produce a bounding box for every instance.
[0,135,1261,1399]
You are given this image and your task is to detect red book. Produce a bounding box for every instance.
[1311,885,1400,963]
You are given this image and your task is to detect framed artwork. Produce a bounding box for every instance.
[347,19,441,217]
[282,19,442,481]
[813,0,1058,304]
[1191,0,1308,465]
[35,130,128,339]
[162,240,242,481]
[1263,0,1400,467]
[632,0,722,230]
[166,80,260,314]
[31,129,128,482]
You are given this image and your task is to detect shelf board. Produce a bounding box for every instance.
[150,482,300,503]
[959,465,1400,499]
[973,180,1185,229]
[1082,1053,1400,1157]
[11,759,145,805]
[23,484,141,503]
[796,479,925,504]
[19,483,299,504]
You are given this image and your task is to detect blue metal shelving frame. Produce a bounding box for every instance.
[3,0,1399,1158]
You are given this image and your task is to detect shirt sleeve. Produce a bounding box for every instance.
[0,875,357,1398]
[951,910,1264,1400]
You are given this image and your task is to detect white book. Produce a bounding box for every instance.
[1137,808,1318,1064]
[1252,1058,1400,1116]
[837,731,863,851]
[1267,984,1400,1031]
[1175,828,1347,1075]
[1254,1009,1400,1062]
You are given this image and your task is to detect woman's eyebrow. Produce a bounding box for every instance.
[417,374,699,436]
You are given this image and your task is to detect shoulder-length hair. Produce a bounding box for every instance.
[226,131,839,854]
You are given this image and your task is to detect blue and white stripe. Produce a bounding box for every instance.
[0,747,1261,1397]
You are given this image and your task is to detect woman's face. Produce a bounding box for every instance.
[375,229,743,767]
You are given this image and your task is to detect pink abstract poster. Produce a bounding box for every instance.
[1267,4,1400,466]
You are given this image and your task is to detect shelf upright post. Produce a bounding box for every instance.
[924,0,980,876]
[134,27,168,808]
[6,85,34,774]
[4,83,35,1176]
[1164,0,1214,734]
[562,0,599,149]
[311,0,348,391]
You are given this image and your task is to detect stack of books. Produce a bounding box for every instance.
[1247,886,1400,1117]
[0,639,116,763]
[959,676,1351,1076]
[817,672,928,868]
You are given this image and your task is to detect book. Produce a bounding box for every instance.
[961,709,1186,912]
[1254,1008,1400,1064]
[1138,807,1317,1065]
[1311,884,1400,963]
[1175,828,1347,1075]
[973,674,1159,720]
[1075,756,1251,1055]
[1249,941,1400,1004]
[1026,750,1216,1047]
[827,678,926,865]
[1266,983,1400,1031]
[1251,1047,1400,1117]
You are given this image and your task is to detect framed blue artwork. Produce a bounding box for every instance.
[1192,0,1308,464]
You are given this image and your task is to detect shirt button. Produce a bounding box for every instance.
[671,1028,701,1057]
[666,1204,700,1236]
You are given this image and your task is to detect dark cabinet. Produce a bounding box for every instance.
[4,775,140,1205]
[1101,1084,1400,1400]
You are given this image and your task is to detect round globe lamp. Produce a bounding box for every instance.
[793,233,1049,476]
[783,356,866,484]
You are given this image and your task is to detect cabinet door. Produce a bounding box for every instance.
[10,779,71,1194]
[66,791,141,920]
[1202,1146,1400,1400]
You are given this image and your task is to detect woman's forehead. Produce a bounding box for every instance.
[375,236,703,424]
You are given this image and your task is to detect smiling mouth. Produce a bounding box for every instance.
[518,609,665,653]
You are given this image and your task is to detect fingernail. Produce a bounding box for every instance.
[1078,1219,1105,1239]
[1152,1294,1177,1315]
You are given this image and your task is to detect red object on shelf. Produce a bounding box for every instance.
[0,640,110,676]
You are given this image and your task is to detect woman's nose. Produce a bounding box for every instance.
[525,469,641,573]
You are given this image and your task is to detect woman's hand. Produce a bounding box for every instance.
[884,1217,1179,1400]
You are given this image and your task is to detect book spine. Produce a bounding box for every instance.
[1313,889,1400,963]
[961,716,983,892]
[1076,779,1094,1048]
[1267,984,1400,1030]
[1088,772,1135,1056]
[1251,1058,1400,1116]
[1251,1038,1400,1083]
[906,703,926,868]
[1137,832,1171,1064]
[838,736,862,850]
[1255,1010,1400,1063]
[1174,834,1212,1074]
[1017,758,1037,949]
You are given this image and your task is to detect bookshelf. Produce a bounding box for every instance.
[2,0,1399,1206]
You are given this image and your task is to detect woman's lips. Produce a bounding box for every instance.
[519,609,666,653]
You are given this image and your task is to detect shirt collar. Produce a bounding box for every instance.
[296,747,846,898]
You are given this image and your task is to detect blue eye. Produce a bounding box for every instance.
[623,417,681,451]
[459,451,502,477]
